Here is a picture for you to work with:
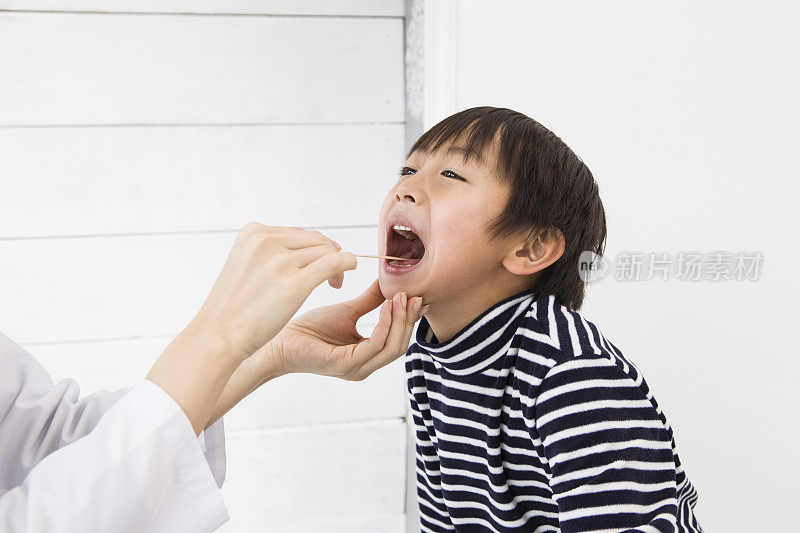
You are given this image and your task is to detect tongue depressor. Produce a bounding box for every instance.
[354,254,414,261]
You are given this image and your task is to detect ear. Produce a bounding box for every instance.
[501,227,565,276]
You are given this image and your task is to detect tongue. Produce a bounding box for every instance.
[388,233,425,265]
[404,239,425,260]
[390,241,423,266]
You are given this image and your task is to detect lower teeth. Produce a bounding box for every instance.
[389,259,409,266]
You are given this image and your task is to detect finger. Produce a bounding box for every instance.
[298,250,358,294]
[356,292,410,373]
[327,272,344,289]
[285,228,342,253]
[399,297,423,345]
[240,227,329,257]
[354,298,393,360]
[261,225,308,233]
[282,229,335,250]
[344,278,385,317]
[360,295,422,376]
[239,222,303,237]
[286,242,339,268]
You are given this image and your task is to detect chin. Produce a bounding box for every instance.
[378,276,424,301]
[377,277,391,300]
[378,275,403,298]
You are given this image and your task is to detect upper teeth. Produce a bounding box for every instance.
[392,224,418,239]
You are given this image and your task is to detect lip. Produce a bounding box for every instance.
[383,212,426,276]
[382,257,424,275]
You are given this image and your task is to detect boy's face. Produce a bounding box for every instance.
[378,136,514,304]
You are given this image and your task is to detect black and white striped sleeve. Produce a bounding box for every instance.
[529,357,680,532]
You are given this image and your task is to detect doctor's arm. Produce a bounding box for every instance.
[0,360,229,532]
[0,333,132,490]
[0,224,359,531]
[0,331,225,493]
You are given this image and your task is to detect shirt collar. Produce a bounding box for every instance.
[413,288,540,375]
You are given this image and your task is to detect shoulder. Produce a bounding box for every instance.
[513,294,650,408]
[513,294,607,373]
[518,294,615,360]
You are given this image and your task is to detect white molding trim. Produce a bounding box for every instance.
[0,0,404,17]
[422,0,458,130]
[404,2,427,530]
[403,3,459,529]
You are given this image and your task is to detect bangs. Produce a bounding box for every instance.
[405,107,509,177]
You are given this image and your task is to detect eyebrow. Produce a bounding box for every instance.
[412,145,486,168]
[444,145,486,167]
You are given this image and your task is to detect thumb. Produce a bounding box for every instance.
[346,278,387,318]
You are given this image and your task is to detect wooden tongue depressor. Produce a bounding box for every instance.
[354,254,414,261]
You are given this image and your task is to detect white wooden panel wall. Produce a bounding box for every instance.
[0,1,404,17]
[0,125,403,237]
[0,12,403,125]
[0,2,408,531]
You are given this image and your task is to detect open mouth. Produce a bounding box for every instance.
[385,224,426,270]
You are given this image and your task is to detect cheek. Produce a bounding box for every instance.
[431,200,487,255]
[430,223,490,270]
[429,202,499,273]
[377,194,393,230]
[379,193,393,216]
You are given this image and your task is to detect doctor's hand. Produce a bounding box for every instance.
[148,222,357,435]
[205,279,429,427]
[189,222,357,361]
[265,278,429,381]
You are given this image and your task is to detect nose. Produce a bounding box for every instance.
[395,172,425,205]
[396,189,416,203]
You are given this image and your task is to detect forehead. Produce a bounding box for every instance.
[410,138,499,171]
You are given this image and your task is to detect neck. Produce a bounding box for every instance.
[424,277,535,343]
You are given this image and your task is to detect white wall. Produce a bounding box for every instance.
[0,1,410,531]
[419,1,799,531]
[6,2,797,531]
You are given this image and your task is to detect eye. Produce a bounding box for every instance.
[442,170,466,181]
[398,167,466,182]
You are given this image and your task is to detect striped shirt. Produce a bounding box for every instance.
[406,289,703,532]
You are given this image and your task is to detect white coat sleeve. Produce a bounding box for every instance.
[0,330,229,532]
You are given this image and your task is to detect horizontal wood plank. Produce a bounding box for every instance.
[220,420,406,529]
[26,334,406,430]
[0,227,388,344]
[0,124,402,238]
[0,0,404,16]
[219,514,405,533]
[0,13,404,125]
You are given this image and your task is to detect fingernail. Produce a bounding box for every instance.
[412,297,422,314]
[419,304,431,317]
[400,292,407,307]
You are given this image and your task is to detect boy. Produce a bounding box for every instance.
[377,107,703,532]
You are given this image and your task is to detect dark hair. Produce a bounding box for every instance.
[406,106,606,310]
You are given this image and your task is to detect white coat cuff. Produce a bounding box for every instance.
[133,380,229,531]
[199,416,226,488]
